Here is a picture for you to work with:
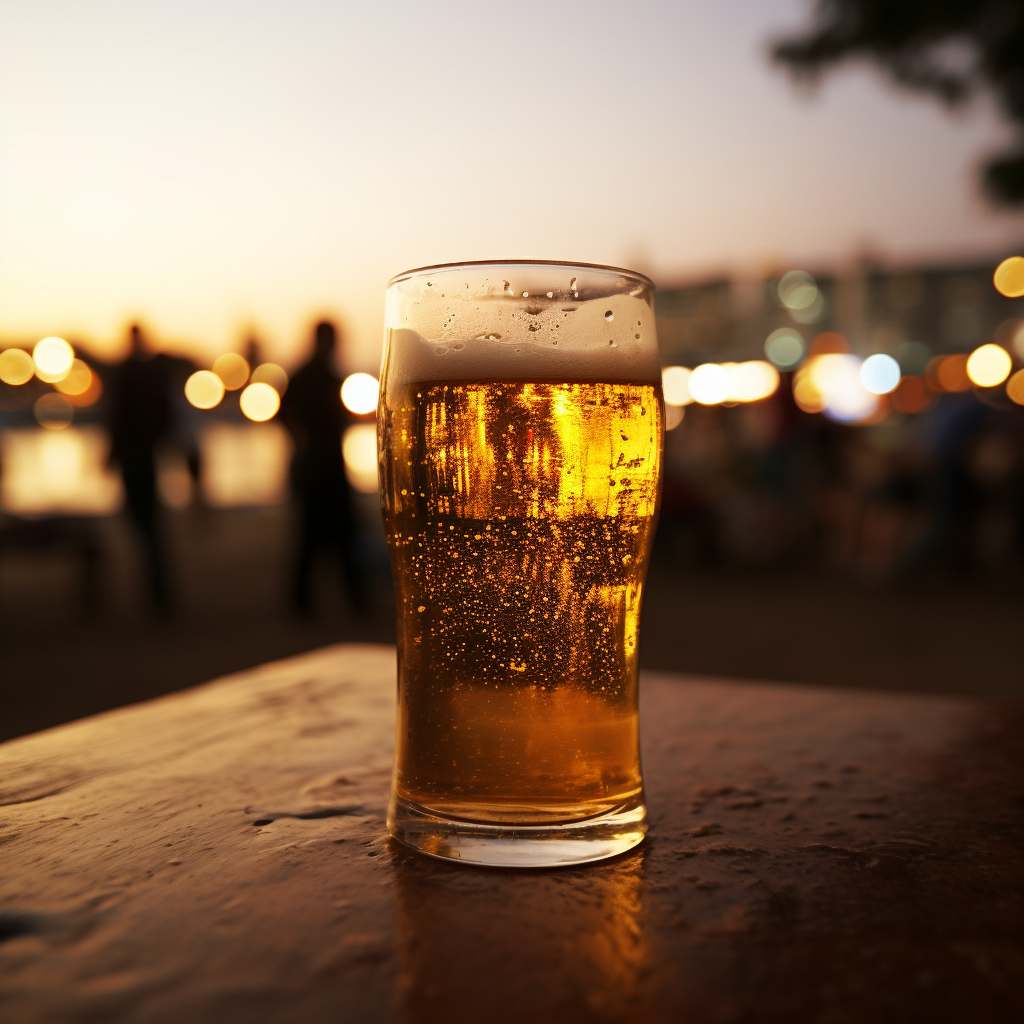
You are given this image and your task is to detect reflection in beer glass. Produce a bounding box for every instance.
[380,262,664,867]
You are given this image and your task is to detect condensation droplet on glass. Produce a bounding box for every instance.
[522,291,529,298]
[426,281,433,287]
[635,333,640,339]
[503,280,510,292]
[569,277,577,288]
[546,291,553,298]
[573,292,579,298]
[605,310,614,321]
[608,339,617,346]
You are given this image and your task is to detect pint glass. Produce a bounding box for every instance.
[379,261,663,867]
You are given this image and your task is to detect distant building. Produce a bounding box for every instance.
[654,252,1024,369]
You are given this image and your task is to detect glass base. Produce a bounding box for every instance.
[387,794,647,868]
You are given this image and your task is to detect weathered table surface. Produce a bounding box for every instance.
[1,644,1022,1023]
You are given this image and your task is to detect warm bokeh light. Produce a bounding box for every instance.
[239,381,280,422]
[764,328,805,368]
[156,450,195,509]
[793,371,824,413]
[212,352,250,390]
[1006,369,1024,406]
[860,353,901,395]
[65,368,103,407]
[201,422,292,508]
[662,365,693,406]
[250,362,288,395]
[34,392,74,429]
[341,372,379,415]
[929,353,972,392]
[799,353,877,423]
[33,337,74,382]
[185,369,225,409]
[0,348,35,385]
[54,359,93,396]
[993,256,1024,298]
[890,376,932,414]
[687,363,730,405]
[665,404,685,431]
[966,344,1012,387]
[0,427,123,516]
[809,331,849,356]
[342,422,379,493]
[727,360,779,402]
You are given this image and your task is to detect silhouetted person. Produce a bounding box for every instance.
[281,320,365,615]
[109,324,172,613]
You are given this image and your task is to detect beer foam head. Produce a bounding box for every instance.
[383,262,661,387]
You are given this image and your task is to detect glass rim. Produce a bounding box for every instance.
[387,259,654,290]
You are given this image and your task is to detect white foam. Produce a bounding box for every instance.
[383,292,660,388]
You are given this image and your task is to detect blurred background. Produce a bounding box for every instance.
[3,0,1024,740]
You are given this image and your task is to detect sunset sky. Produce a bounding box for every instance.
[2,0,1022,370]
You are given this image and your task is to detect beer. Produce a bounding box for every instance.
[380,379,662,825]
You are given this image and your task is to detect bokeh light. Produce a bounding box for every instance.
[688,363,730,405]
[212,353,250,390]
[0,348,35,385]
[68,371,102,407]
[890,376,932,414]
[34,392,74,429]
[809,331,849,356]
[342,423,379,493]
[777,270,818,310]
[239,382,281,422]
[966,344,1012,387]
[665,405,685,431]
[201,422,292,508]
[662,365,693,406]
[341,372,379,414]
[993,256,1024,298]
[1006,369,1024,406]
[860,353,901,395]
[801,353,878,423]
[764,328,805,368]
[0,427,123,516]
[33,337,74,382]
[728,360,780,402]
[930,354,972,393]
[793,370,824,413]
[54,359,93,396]
[185,369,225,409]
[250,362,289,395]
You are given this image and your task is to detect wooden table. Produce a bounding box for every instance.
[2,644,1021,1023]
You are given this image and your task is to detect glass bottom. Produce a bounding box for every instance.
[387,793,647,868]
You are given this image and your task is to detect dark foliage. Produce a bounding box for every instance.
[772,0,1024,205]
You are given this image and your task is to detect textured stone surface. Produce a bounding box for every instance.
[1,643,1021,1023]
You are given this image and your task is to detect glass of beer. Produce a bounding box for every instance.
[379,261,663,867]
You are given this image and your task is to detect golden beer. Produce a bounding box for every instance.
[380,262,662,866]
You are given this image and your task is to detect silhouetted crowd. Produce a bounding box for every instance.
[106,320,367,616]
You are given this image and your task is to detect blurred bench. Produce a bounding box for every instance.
[0,514,102,616]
